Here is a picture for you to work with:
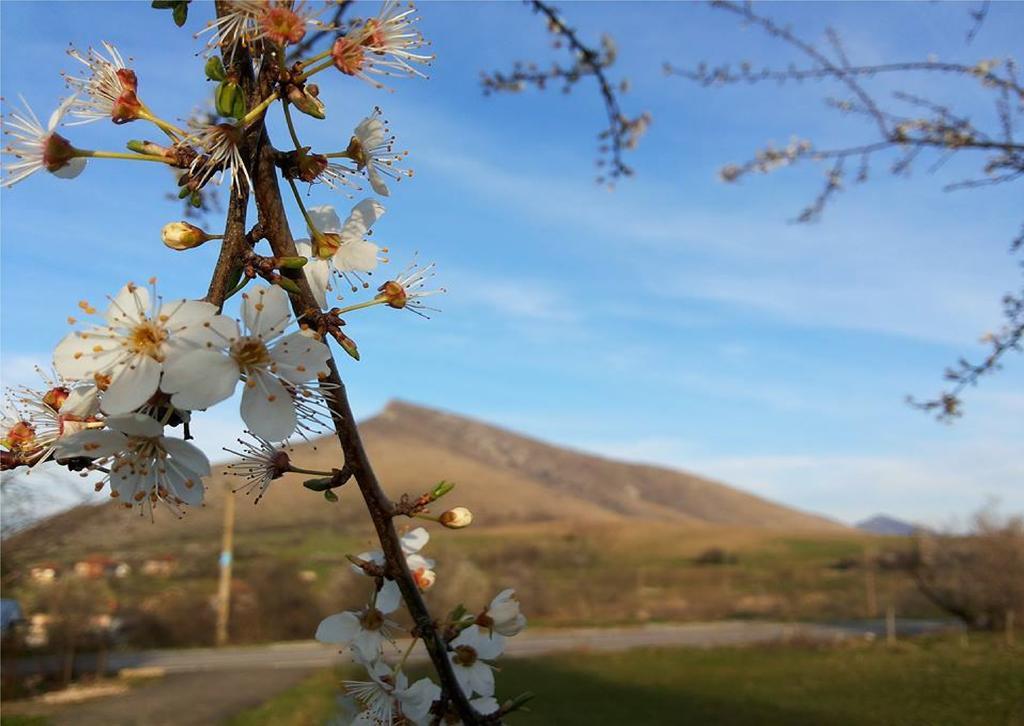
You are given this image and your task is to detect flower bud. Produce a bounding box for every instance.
[216,80,246,120]
[412,566,436,591]
[338,333,360,361]
[162,221,214,251]
[440,507,473,529]
[127,139,171,157]
[205,56,227,82]
[277,256,308,269]
[286,84,326,120]
[275,276,302,295]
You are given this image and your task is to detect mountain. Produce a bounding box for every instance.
[856,514,920,536]
[6,400,843,559]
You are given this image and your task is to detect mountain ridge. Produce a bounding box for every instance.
[6,399,844,559]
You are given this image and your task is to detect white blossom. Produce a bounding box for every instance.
[55,413,210,517]
[480,589,527,637]
[1,371,100,469]
[296,200,388,309]
[223,432,292,502]
[331,1,433,88]
[342,658,440,725]
[53,281,223,415]
[448,625,504,698]
[161,284,332,442]
[194,0,266,59]
[376,261,444,316]
[63,42,140,125]
[188,121,252,194]
[2,95,85,187]
[315,597,401,661]
[347,109,412,197]
[352,527,436,613]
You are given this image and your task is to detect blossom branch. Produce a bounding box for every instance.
[674,0,1023,415]
[481,0,650,185]
[203,19,484,721]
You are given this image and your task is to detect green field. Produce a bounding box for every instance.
[229,636,1024,726]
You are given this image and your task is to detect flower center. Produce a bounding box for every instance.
[313,231,342,259]
[345,136,370,170]
[361,19,387,51]
[42,133,76,172]
[360,607,384,631]
[2,421,37,452]
[128,321,167,358]
[231,337,272,368]
[453,645,478,667]
[331,37,366,75]
[261,7,306,44]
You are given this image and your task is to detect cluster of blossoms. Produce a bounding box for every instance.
[315,525,528,724]
[2,2,521,723]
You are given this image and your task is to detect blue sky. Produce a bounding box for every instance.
[2,1,1022,526]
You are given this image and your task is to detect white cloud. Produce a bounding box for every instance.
[592,436,1024,527]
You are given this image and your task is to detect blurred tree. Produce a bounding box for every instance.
[910,505,1024,630]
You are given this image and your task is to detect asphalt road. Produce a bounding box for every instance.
[4,620,954,725]
[12,619,952,676]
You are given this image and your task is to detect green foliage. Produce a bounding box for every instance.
[150,0,189,28]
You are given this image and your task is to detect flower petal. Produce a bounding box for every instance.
[376,579,401,614]
[467,662,495,697]
[52,156,86,179]
[105,284,150,328]
[315,611,360,644]
[400,527,429,555]
[162,349,240,409]
[340,199,385,244]
[162,437,211,478]
[269,332,331,383]
[241,285,291,341]
[54,430,124,460]
[307,205,342,233]
[334,239,381,273]
[105,413,164,438]
[240,370,296,441]
[53,329,123,380]
[101,354,162,414]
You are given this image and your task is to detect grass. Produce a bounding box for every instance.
[229,635,1024,726]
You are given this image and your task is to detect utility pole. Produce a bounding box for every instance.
[885,603,896,646]
[215,480,236,647]
[863,546,878,618]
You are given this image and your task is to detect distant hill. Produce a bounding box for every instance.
[6,400,843,560]
[856,515,920,536]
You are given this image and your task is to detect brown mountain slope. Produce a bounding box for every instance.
[6,399,841,559]
[364,401,842,529]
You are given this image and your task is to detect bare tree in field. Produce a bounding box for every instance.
[911,505,1024,630]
